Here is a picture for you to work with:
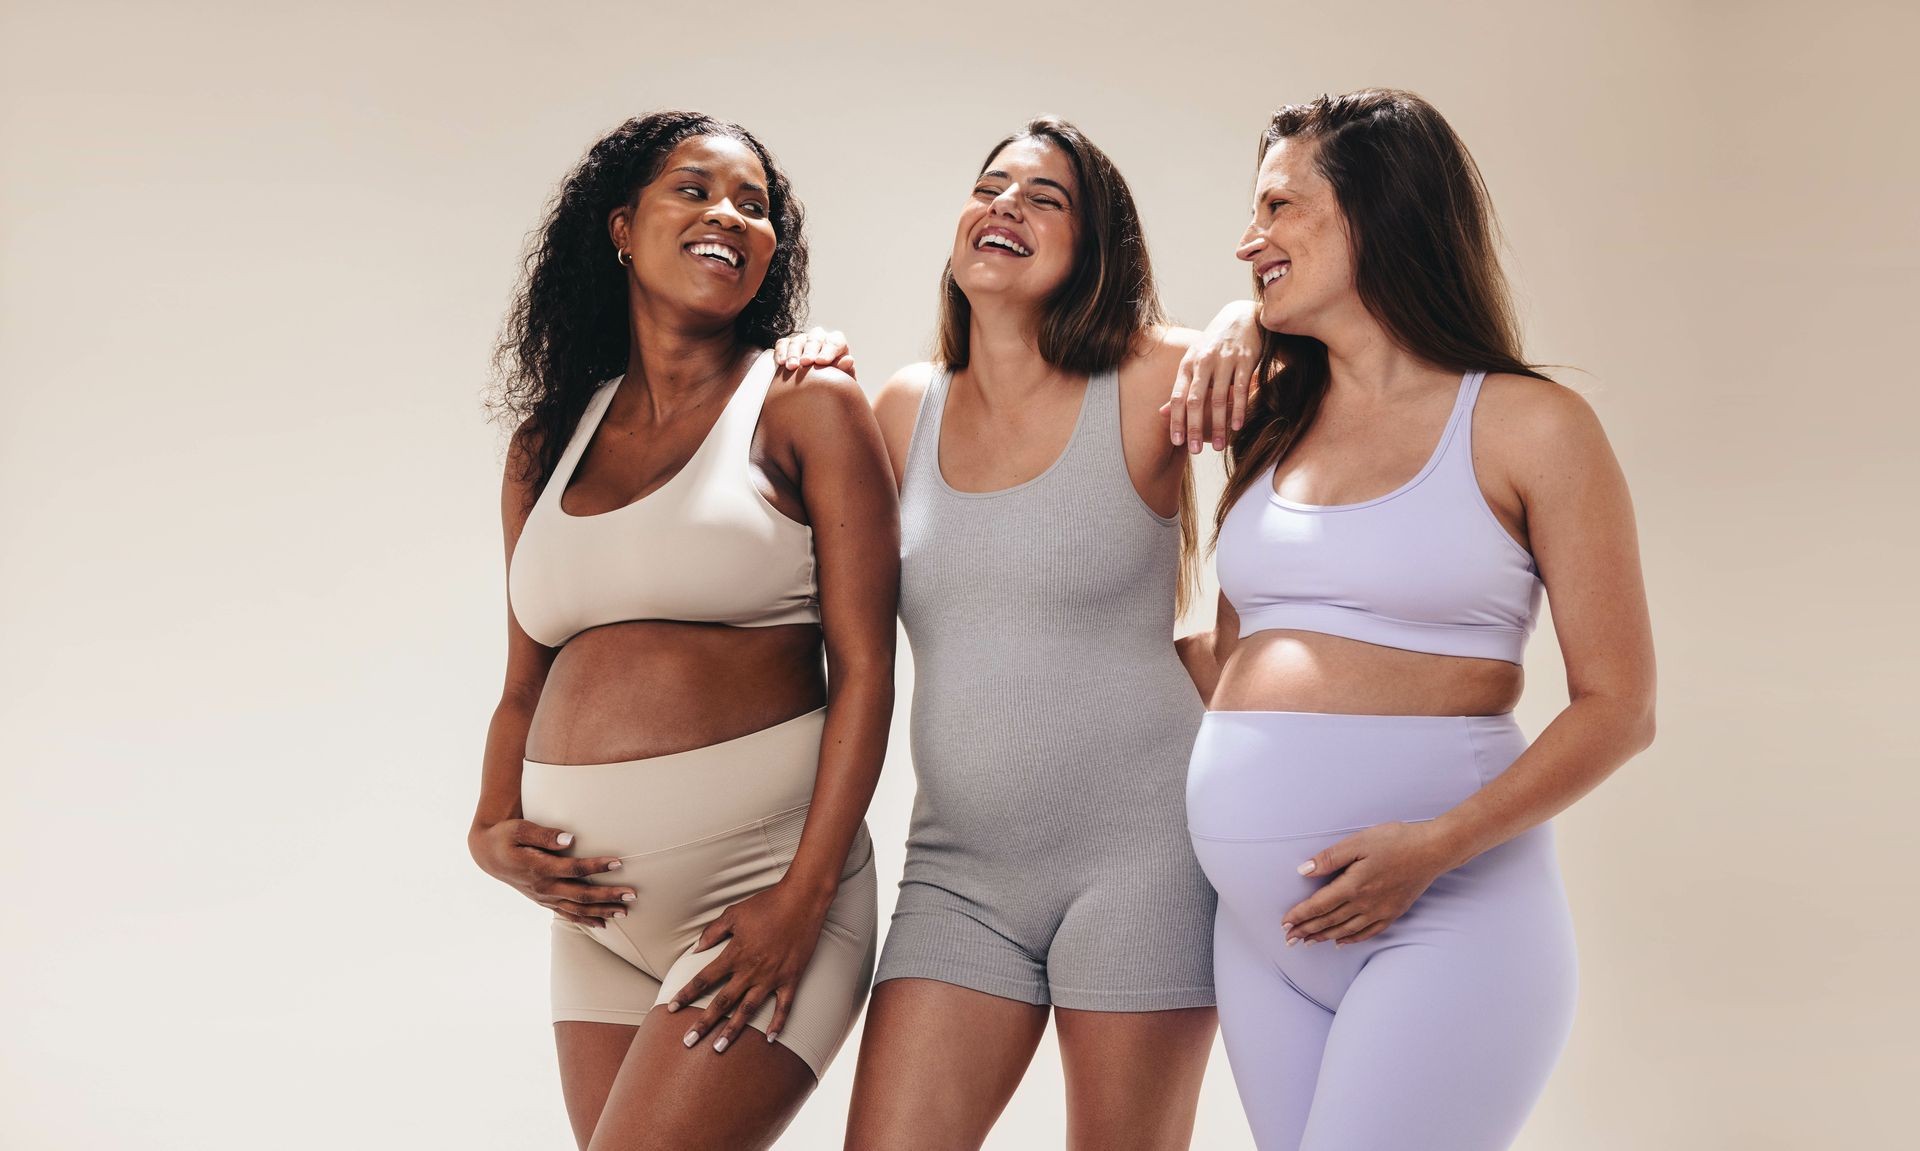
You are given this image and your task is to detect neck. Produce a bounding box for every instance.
[621,294,751,417]
[1318,308,1438,403]
[958,298,1072,407]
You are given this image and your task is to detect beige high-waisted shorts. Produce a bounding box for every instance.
[520,708,877,1078]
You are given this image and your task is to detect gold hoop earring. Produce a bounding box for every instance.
[616,248,632,267]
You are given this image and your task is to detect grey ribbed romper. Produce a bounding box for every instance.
[872,364,1216,1011]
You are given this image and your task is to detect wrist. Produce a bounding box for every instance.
[1422,813,1488,872]
[778,865,840,916]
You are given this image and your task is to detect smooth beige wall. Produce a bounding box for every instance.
[2,1,1912,1147]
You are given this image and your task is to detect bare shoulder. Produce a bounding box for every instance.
[873,360,935,435]
[768,362,868,417]
[1117,324,1194,398]
[1475,372,1616,477]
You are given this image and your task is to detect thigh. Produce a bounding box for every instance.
[556,1021,641,1151]
[844,978,1050,1151]
[586,1004,816,1151]
[1055,1004,1217,1151]
[1211,910,1331,1151]
[1301,925,1577,1151]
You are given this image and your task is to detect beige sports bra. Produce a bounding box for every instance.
[508,349,819,647]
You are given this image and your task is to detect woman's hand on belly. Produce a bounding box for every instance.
[468,817,635,928]
[1282,820,1453,947]
[666,879,831,1053]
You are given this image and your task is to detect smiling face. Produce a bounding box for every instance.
[608,134,780,326]
[950,136,1080,309]
[1237,135,1357,339]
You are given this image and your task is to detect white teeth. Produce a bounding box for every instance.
[1261,263,1289,286]
[688,242,742,268]
[977,232,1031,256]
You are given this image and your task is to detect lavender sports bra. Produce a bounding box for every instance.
[507,350,818,648]
[1215,370,1543,665]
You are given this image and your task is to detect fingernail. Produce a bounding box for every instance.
[666,1001,680,1013]
[1281,922,1294,933]
[613,910,626,918]
[713,1036,730,1053]
[605,859,621,870]
[621,892,636,902]
[766,1031,779,1043]
[1297,861,1315,875]
[1285,936,1298,947]
[1172,432,1184,445]
[683,1030,698,1048]
[557,833,573,847]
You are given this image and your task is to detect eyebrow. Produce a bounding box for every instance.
[668,165,767,195]
[980,169,1075,205]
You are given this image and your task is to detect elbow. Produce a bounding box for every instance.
[1622,691,1657,756]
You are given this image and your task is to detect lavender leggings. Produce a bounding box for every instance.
[1187,711,1578,1151]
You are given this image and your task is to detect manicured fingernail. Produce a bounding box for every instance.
[1172,432,1184,445]
[613,910,626,918]
[605,859,621,870]
[1285,936,1298,947]
[713,1036,729,1053]
[557,833,573,847]
[766,1031,779,1043]
[621,892,635,902]
[1281,922,1294,932]
[683,1030,698,1048]
[666,1001,680,1012]
[1297,861,1315,875]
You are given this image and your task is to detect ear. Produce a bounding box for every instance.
[608,204,633,260]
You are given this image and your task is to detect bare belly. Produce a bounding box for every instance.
[525,620,826,765]
[1211,630,1523,717]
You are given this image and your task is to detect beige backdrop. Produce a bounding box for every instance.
[2,1,1913,1147]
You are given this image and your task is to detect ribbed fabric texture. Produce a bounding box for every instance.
[874,365,1215,1010]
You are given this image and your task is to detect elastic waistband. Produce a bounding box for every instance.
[1188,710,1525,842]
[522,708,826,858]
[1200,709,1519,737]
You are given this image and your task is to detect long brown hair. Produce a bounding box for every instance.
[1217,89,1550,539]
[935,116,1198,613]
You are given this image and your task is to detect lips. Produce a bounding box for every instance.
[974,225,1032,257]
[1258,258,1291,287]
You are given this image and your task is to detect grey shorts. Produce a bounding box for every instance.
[874,843,1216,1012]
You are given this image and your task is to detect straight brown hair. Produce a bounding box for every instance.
[1218,89,1551,540]
[935,116,1198,613]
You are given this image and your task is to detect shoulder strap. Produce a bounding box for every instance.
[902,364,951,487]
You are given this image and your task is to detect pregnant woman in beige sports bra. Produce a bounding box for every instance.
[468,111,898,1151]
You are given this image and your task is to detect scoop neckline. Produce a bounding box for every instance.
[1267,371,1472,513]
[554,350,769,520]
[931,365,1096,499]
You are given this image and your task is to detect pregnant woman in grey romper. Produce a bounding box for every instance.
[834,117,1259,1151]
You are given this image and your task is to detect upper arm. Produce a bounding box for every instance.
[1115,329,1195,511]
[783,367,902,679]
[500,421,558,705]
[872,362,933,491]
[1497,379,1655,713]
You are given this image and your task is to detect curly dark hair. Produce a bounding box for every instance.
[490,111,808,495]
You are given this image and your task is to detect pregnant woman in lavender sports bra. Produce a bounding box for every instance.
[1179,89,1657,1150]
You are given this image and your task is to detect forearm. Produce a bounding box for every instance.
[1176,632,1223,703]
[1429,690,1655,870]
[469,694,537,842]
[781,666,892,909]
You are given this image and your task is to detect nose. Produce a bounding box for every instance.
[703,198,749,231]
[1235,220,1265,262]
[990,183,1024,220]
